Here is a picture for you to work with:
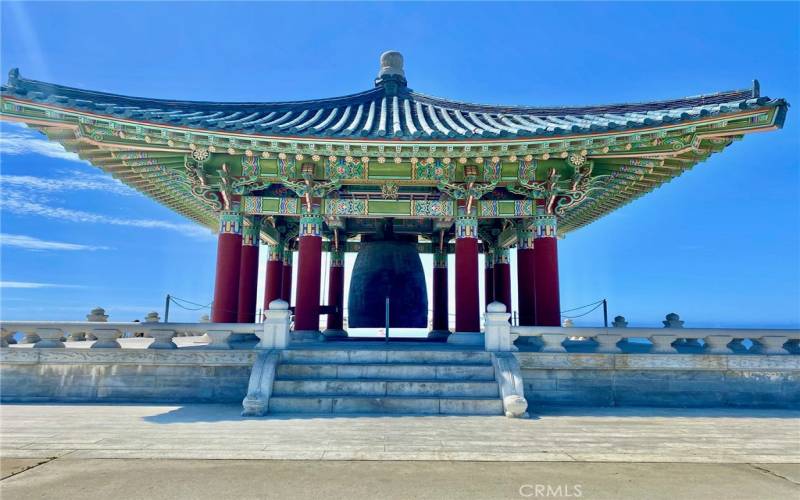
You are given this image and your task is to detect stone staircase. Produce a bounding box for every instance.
[267,349,504,415]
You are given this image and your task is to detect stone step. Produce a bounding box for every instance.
[268,396,504,415]
[272,379,500,398]
[279,349,491,365]
[276,363,496,381]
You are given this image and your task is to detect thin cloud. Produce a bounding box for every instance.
[0,281,85,289]
[0,124,85,162]
[0,190,214,240]
[0,171,138,196]
[0,233,111,251]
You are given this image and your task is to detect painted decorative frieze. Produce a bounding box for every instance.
[330,247,345,268]
[219,211,243,235]
[456,215,478,239]
[325,199,368,216]
[534,214,558,239]
[484,248,495,268]
[299,214,323,238]
[495,247,510,264]
[267,244,283,262]
[411,200,453,217]
[241,216,261,246]
[517,226,536,250]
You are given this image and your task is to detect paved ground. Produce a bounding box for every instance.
[0,459,798,499]
[1,404,798,498]
[1,404,798,462]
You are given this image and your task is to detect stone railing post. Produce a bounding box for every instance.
[91,328,121,348]
[664,312,699,347]
[33,328,65,348]
[205,330,233,349]
[19,329,40,344]
[704,335,733,354]
[649,334,678,354]
[540,333,567,353]
[148,329,177,349]
[595,333,623,353]
[757,336,790,355]
[484,302,516,352]
[257,299,291,349]
[1,328,17,347]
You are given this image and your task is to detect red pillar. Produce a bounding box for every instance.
[293,214,323,335]
[517,226,536,326]
[450,214,480,343]
[429,247,449,338]
[494,247,512,315]
[236,217,260,323]
[211,212,243,323]
[484,247,495,312]
[533,215,561,326]
[263,243,284,312]
[323,247,346,338]
[280,244,293,305]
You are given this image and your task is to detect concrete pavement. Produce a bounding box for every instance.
[1,404,798,462]
[1,459,798,500]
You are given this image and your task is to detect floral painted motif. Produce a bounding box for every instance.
[279,197,300,215]
[514,199,535,216]
[479,200,499,217]
[411,200,453,217]
[518,159,538,181]
[324,199,367,216]
[326,158,364,179]
[241,154,260,177]
[278,157,297,178]
[483,159,502,181]
[415,159,453,181]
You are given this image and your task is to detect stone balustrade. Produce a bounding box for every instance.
[505,325,799,355]
[0,321,261,350]
[477,302,799,354]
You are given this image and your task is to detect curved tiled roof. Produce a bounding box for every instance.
[1,68,777,141]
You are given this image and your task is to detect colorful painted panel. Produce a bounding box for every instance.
[241,196,300,215]
[326,158,364,180]
[324,199,368,216]
[411,200,454,217]
[478,200,535,217]
[534,214,558,239]
[456,216,478,239]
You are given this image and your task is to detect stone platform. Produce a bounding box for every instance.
[1,404,798,463]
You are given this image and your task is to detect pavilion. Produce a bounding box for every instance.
[0,52,788,345]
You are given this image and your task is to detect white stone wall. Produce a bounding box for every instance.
[515,352,800,408]
[0,349,257,403]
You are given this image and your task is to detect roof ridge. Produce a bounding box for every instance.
[5,68,385,110]
[407,86,757,116]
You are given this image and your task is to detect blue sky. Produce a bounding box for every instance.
[1,2,797,328]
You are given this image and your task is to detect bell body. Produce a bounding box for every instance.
[347,236,428,328]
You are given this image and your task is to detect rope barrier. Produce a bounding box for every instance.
[561,301,605,319]
[560,300,604,314]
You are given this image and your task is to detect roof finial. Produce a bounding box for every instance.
[8,68,19,86]
[375,51,407,96]
[378,51,404,79]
